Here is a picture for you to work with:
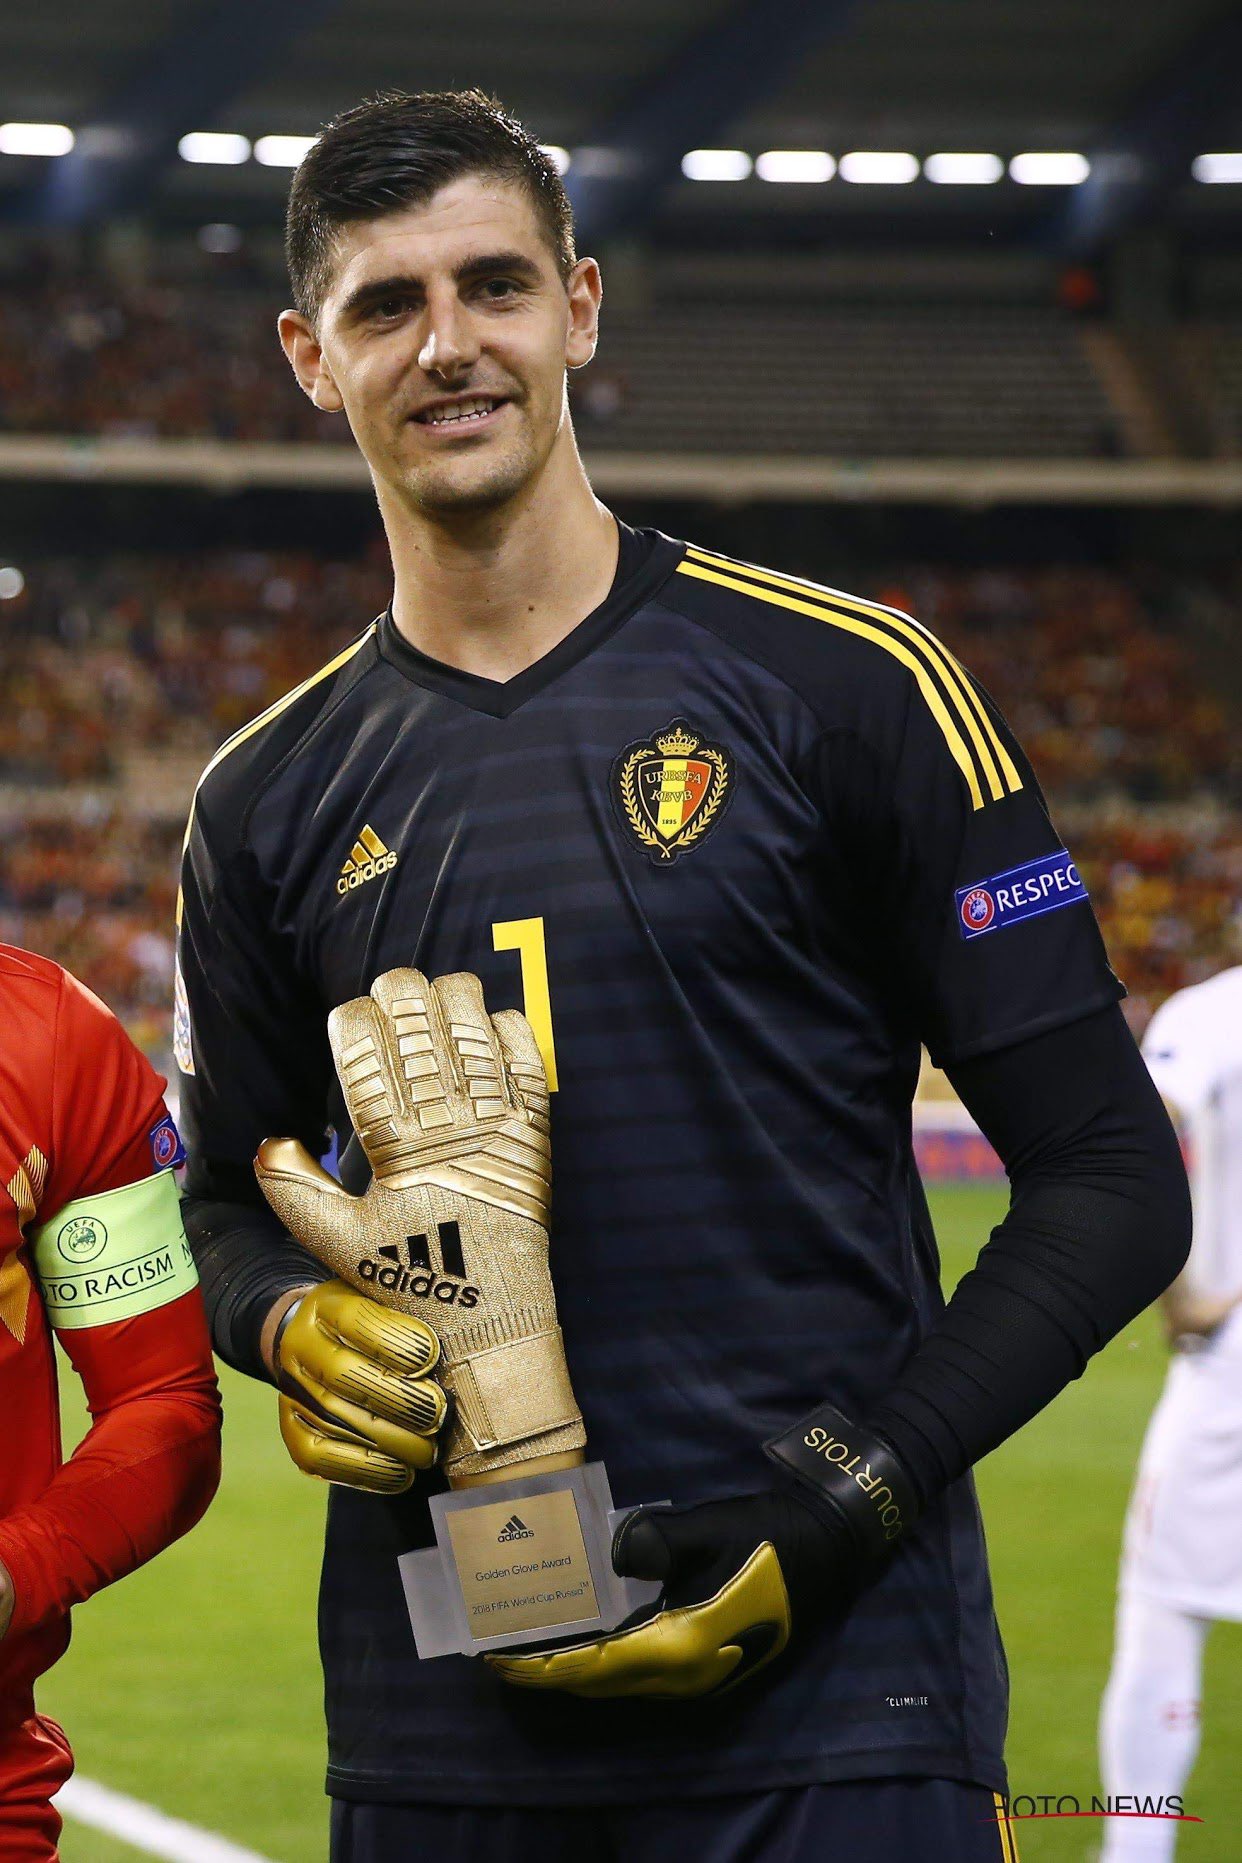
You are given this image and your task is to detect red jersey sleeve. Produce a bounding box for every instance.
[0,968,222,1639]
[44,967,172,1206]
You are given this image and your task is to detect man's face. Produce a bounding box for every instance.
[280,175,599,516]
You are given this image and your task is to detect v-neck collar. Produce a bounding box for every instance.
[375,523,686,718]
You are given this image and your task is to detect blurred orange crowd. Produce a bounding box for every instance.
[1,554,1238,1063]
[881,566,1236,804]
[0,812,183,1061]
[0,247,342,444]
[0,549,392,785]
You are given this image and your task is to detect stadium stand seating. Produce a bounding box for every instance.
[1187,323,1242,457]
[0,242,1122,457]
[574,308,1122,458]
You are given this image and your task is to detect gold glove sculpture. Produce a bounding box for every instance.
[255,968,585,1487]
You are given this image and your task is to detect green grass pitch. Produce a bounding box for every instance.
[42,1184,1239,1860]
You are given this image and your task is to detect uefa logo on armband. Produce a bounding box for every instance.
[955,850,1088,941]
[149,1114,187,1171]
[959,888,995,933]
[56,1216,108,1264]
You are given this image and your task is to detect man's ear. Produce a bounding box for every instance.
[565,258,602,371]
[277,309,345,412]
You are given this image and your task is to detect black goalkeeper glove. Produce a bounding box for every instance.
[489,1405,919,1699]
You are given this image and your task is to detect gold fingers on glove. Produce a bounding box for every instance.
[278,1396,419,1495]
[414,970,512,1119]
[307,1279,441,1379]
[327,971,549,1204]
[280,1282,447,1454]
[487,1543,791,1699]
[492,1010,551,1134]
[328,969,502,1164]
[278,1351,444,1464]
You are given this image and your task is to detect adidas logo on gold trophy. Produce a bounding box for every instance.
[337,825,398,895]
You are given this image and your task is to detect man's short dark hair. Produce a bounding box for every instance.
[286,89,577,324]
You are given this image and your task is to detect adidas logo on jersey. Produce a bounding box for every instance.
[337,825,398,895]
[497,1515,535,1542]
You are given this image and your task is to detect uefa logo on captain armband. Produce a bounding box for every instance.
[56,1216,108,1264]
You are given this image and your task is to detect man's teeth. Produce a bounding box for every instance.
[423,398,498,426]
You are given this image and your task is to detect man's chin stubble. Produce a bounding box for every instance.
[400,449,539,517]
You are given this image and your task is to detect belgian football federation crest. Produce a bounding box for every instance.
[612,718,734,864]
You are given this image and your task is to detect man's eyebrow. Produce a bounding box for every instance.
[337,252,544,320]
[454,250,543,284]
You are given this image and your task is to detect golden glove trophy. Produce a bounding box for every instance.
[254,968,658,1658]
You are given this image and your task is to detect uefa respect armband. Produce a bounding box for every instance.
[30,1170,199,1330]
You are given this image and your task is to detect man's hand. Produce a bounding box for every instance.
[488,1488,856,1699]
[0,1557,14,1642]
[275,1279,448,1495]
[492,1406,918,1699]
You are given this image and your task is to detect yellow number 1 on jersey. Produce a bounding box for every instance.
[492,917,559,1092]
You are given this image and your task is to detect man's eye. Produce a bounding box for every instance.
[375,299,410,319]
[480,279,519,300]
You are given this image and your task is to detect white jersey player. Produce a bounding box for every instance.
[1099,965,1242,1861]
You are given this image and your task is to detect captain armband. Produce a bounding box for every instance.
[764,1403,921,1561]
[31,1170,200,1331]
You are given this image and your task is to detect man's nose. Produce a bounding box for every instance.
[418,293,480,379]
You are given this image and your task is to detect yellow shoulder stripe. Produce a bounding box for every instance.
[681,546,1022,808]
[677,557,983,809]
[176,623,377,926]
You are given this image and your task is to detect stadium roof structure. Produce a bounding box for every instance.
[1,0,1241,249]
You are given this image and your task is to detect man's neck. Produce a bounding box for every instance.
[384,451,620,683]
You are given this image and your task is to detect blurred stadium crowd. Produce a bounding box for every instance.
[8,235,1242,459]
[0,241,329,445]
[2,546,1237,1070]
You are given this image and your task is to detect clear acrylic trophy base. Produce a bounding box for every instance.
[399,1461,662,1659]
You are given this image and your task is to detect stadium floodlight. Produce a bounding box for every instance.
[178,132,251,165]
[540,144,570,175]
[1192,152,1242,183]
[572,146,635,180]
[838,151,919,184]
[681,148,752,181]
[0,567,25,600]
[254,134,316,168]
[1009,151,1089,185]
[198,223,243,254]
[0,122,74,157]
[755,150,835,184]
[924,152,1003,185]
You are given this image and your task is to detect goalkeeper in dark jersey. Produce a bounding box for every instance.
[176,89,1190,1862]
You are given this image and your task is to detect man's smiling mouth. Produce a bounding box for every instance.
[414,396,506,427]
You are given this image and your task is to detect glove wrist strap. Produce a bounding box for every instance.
[441,1324,586,1478]
[764,1404,920,1560]
[271,1295,305,1386]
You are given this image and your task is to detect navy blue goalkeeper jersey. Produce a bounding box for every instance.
[176,523,1122,1805]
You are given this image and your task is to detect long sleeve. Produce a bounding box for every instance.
[864,1004,1191,1504]
[176,765,336,1379]
[809,626,1184,1501]
[0,1289,221,1634]
[0,967,222,1638]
